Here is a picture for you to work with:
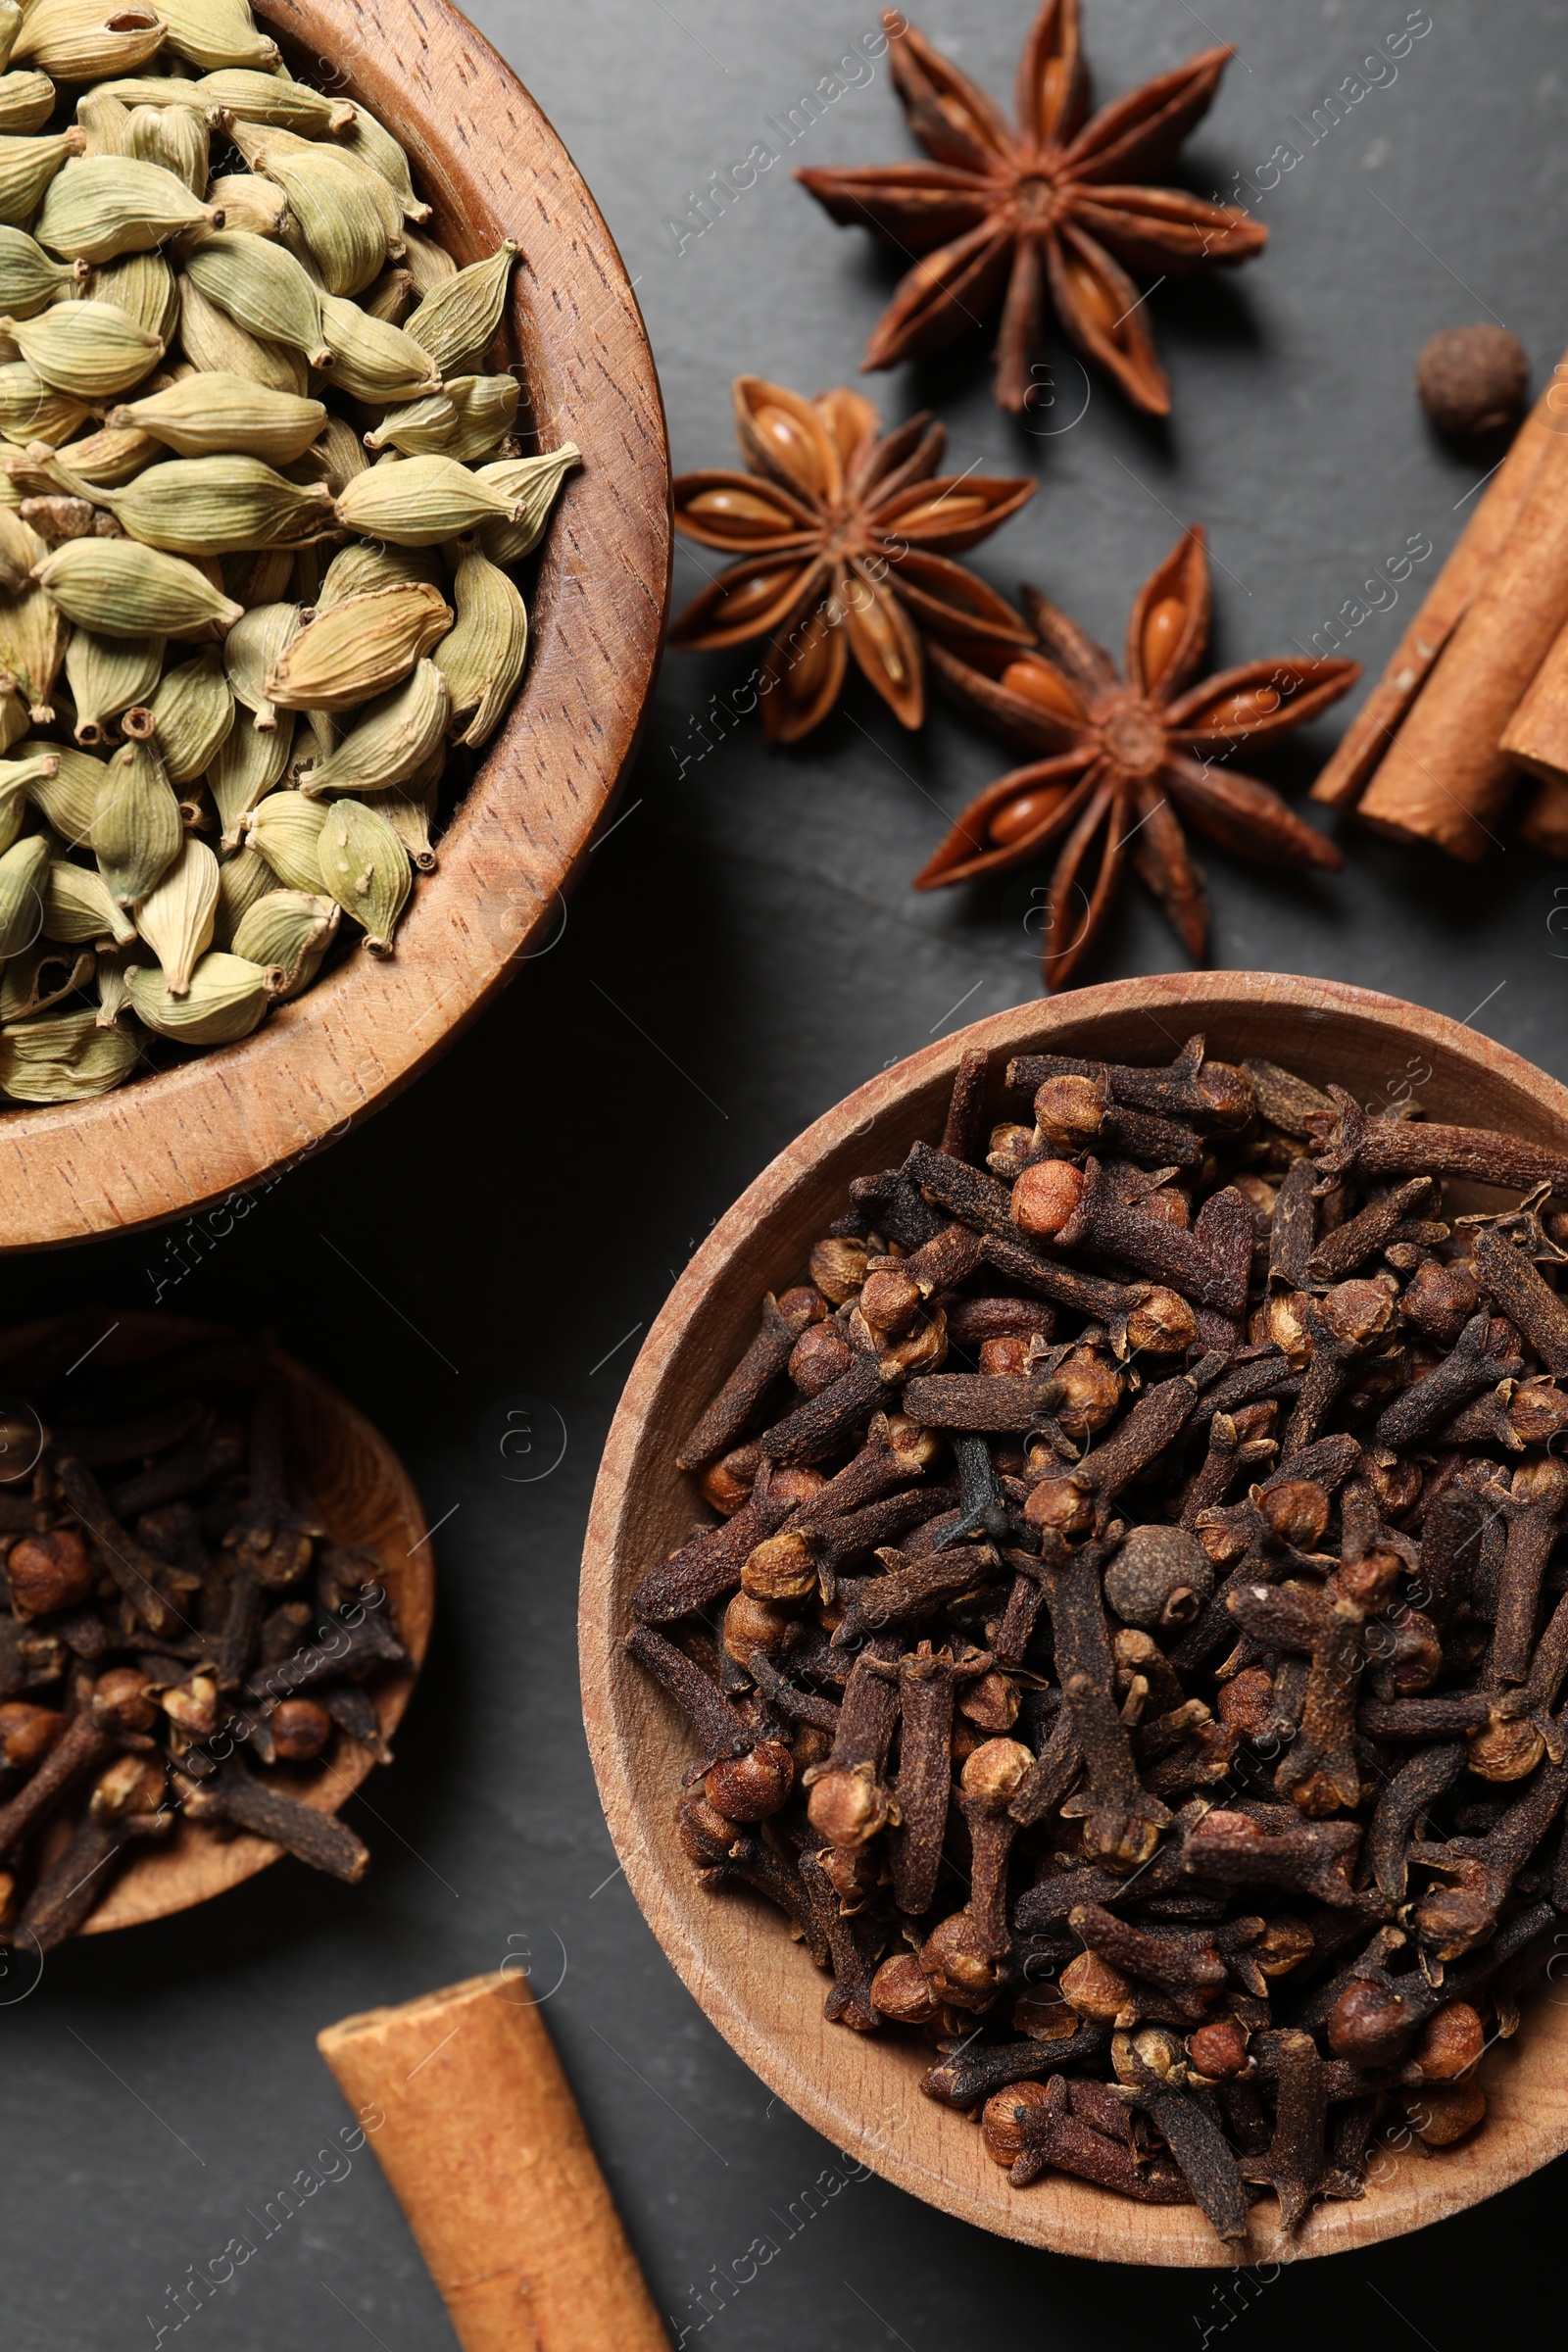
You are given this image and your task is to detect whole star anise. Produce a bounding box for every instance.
[668,375,1035,743]
[914,529,1358,987]
[797,0,1267,415]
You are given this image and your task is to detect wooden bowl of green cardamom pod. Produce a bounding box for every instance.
[0,0,669,1249]
[582,971,1568,2265]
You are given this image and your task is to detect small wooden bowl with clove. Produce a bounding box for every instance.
[581,971,1568,2266]
[0,1311,430,1936]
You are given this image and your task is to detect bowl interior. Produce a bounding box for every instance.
[581,973,1568,2266]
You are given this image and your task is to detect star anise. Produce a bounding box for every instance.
[914,529,1359,987]
[669,374,1035,743]
[797,0,1267,415]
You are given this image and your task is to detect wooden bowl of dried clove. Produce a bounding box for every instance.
[0,1311,431,1939]
[581,970,1568,2266]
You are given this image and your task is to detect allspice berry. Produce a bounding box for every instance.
[1416,324,1529,439]
[1103,1522,1213,1631]
[1010,1157,1086,1238]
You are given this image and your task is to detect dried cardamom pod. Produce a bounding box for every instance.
[434,541,527,749]
[0,223,79,316]
[474,443,582,564]
[0,829,47,956]
[223,116,404,252]
[0,1004,138,1100]
[110,371,325,464]
[0,500,42,595]
[368,372,518,461]
[86,248,178,341]
[33,154,218,263]
[75,88,130,156]
[231,884,338,997]
[205,171,287,240]
[0,747,57,848]
[0,69,55,135]
[0,937,93,1022]
[13,0,164,80]
[184,232,331,368]
[0,1,22,67]
[148,646,233,784]
[43,851,134,942]
[0,127,85,228]
[93,939,133,1023]
[92,732,182,905]
[210,837,271,944]
[241,785,325,891]
[316,290,438,404]
[125,98,209,195]
[223,544,295,611]
[406,240,518,375]
[365,753,439,871]
[177,270,308,394]
[14,734,99,845]
[318,795,411,953]
[192,69,355,136]
[266,584,452,713]
[126,947,274,1042]
[400,223,458,298]
[334,455,520,546]
[74,454,333,558]
[0,361,90,446]
[296,659,449,798]
[30,536,245,638]
[0,568,68,718]
[64,624,165,746]
[158,0,279,73]
[262,145,390,300]
[24,418,157,488]
[223,599,298,729]
[360,265,414,326]
[208,705,293,848]
[337,109,429,224]
[0,298,164,400]
[315,540,443,609]
[0,685,26,749]
[133,832,219,993]
[290,412,365,497]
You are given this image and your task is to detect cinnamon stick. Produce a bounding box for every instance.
[1499,612,1568,785]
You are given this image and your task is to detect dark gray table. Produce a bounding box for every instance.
[5,2,1566,2344]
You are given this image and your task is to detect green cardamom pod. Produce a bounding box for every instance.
[267,583,452,712]
[0,221,79,315]
[360,264,414,327]
[0,936,94,1022]
[13,0,165,81]
[0,73,60,139]
[177,269,308,393]
[148,646,233,784]
[208,704,292,848]
[34,153,217,263]
[43,849,133,941]
[0,2,20,70]
[0,828,47,956]
[193,69,356,136]
[93,939,132,1025]
[0,500,41,594]
[31,536,246,639]
[474,443,581,564]
[75,88,129,157]
[334,454,520,546]
[316,540,444,609]
[86,247,177,341]
[205,170,286,239]
[290,411,365,498]
[257,143,390,300]
[0,359,90,445]
[0,297,163,399]
[210,836,271,944]
[365,749,440,871]
[364,370,518,465]
[93,731,182,905]
[317,288,438,404]
[0,746,58,849]
[133,831,218,994]
[0,569,67,719]
[0,1004,138,1100]
[223,114,404,251]
[399,228,458,308]
[126,946,274,1042]
[30,417,158,487]
[338,108,429,224]
[242,784,325,890]
[78,453,334,557]
[223,599,298,729]
[184,231,332,368]
[297,658,449,798]
[222,544,295,610]
[434,541,527,749]
[126,98,209,194]
[0,685,25,747]
[0,127,84,228]
[14,734,98,845]
[110,371,326,465]
[159,0,278,72]
[406,240,518,375]
[231,883,338,997]
[64,623,164,745]
[362,387,453,458]
[318,794,410,953]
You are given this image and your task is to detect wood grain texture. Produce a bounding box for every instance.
[580,971,1568,2267]
[0,1312,431,1933]
[319,1972,670,2352]
[0,0,671,1253]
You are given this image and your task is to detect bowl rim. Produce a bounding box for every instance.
[0,0,672,1252]
[580,970,1568,2266]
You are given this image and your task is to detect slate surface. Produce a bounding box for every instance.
[4,2,1567,2345]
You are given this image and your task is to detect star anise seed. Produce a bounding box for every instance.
[797,0,1267,415]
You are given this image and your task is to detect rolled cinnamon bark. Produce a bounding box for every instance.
[1499,612,1568,786]
[318,1971,669,2352]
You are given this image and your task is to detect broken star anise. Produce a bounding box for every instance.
[796,0,1267,416]
[669,374,1035,744]
[913,529,1359,988]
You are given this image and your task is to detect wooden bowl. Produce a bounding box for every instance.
[581,971,1568,2266]
[0,1312,431,1934]
[0,0,670,1255]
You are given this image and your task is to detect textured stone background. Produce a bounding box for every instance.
[5,2,1568,2345]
